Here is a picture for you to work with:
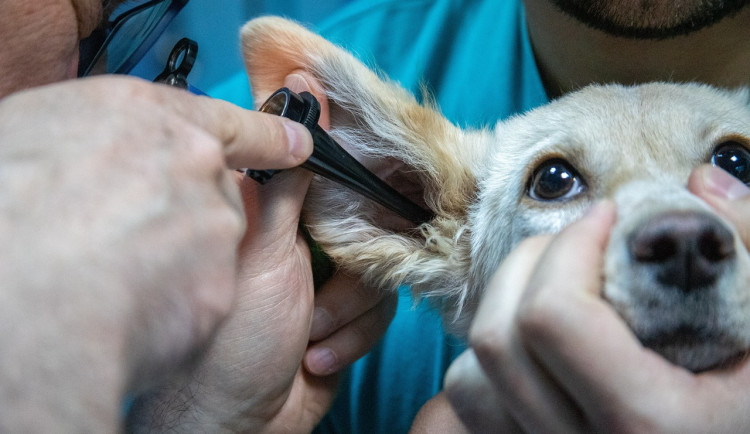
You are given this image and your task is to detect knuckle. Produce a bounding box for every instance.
[207,186,246,241]
[217,201,246,242]
[469,321,509,364]
[221,174,247,234]
[98,75,163,104]
[124,77,171,102]
[214,100,243,144]
[191,130,226,166]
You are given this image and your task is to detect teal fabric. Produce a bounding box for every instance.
[314,286,467,434]
[209,1,549,432]
[314,0,546,128]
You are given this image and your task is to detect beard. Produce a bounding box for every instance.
[550,0,749,39]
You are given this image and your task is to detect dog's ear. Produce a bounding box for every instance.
[241,17,486,328]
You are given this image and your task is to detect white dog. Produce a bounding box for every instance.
[242,17,750,372]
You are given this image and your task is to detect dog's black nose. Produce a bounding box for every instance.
[628,211,736,292]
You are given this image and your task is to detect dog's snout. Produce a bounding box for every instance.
[628,211,735,292]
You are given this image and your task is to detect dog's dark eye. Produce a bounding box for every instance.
[712,141,750,185]
[528,159,586,201]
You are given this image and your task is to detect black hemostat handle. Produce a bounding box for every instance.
[246,87,434,226]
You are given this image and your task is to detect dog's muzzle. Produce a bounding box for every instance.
[628,210,736,293]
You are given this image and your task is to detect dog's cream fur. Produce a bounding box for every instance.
[242,17,750,372]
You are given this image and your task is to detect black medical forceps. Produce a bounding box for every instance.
[247,88,435,225]
[157,39,434,226]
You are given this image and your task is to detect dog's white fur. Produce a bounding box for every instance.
[242,17,750,372]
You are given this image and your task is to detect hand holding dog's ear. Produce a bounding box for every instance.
[284,71,398,377]
[127,71,396,432]
[0,75,316,431]
[688,164,750,247]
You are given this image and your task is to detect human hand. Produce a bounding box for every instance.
[304,271,397,376]
[247,71,397,379]
[127,71,395,432]
[688,164,750,246]
[0,75,312,432]
[443,197,750,433]
[293,68,399,377]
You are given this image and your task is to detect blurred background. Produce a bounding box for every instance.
[129,0,353,101]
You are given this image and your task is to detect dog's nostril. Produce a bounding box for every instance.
[698,226,735,262]
[628,211,736,291]
[632,233,677,263]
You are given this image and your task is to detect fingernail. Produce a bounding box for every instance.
[284,121,313,162]
[310,307,334,341]
[305,347,338,376]
[704,166,750,200]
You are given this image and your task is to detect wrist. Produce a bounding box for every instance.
[125,379,261,432]
[126,370,306,433]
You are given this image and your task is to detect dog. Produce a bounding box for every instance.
[241,17,750,372]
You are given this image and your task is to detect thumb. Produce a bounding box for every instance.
[239,168,313,251]
[238,70,326,246]
[688,164,750,247]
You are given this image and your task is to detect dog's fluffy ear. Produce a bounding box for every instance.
[241,17,486,329]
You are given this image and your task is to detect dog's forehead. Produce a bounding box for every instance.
[470,83,750,295]
[496,83,750,159]
[489,82,750,189]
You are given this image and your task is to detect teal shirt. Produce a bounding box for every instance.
[209,1,547,432]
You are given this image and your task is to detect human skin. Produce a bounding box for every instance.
[523,0,750,96]
[0,0,394,430]
[126,72,396,432]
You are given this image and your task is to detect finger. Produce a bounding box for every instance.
[470,235,584,434]
[239,73,321,250]
[688,165,750,247]
[444,350,524,433]
[517,199,750,431]
[516,201,675,428]
[186,96,313,171]
[308,273,390,341]
[239,169,313,256]
[85,75,314,171]
[304,287,397,376]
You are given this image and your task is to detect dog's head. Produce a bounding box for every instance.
[475,84,750,371]
[242,18,750,372]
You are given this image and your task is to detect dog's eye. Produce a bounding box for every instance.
[528,159,586,201]
[712,141,750,185]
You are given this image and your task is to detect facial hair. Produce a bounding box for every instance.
[549,0,749,39]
